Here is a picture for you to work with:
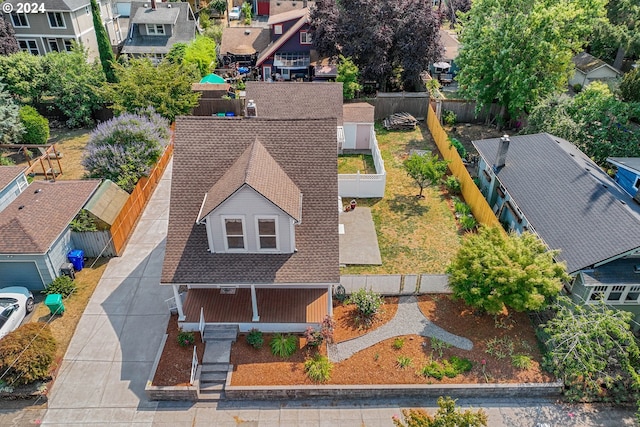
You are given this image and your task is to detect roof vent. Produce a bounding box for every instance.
[18,205,25,210]
[245,29,251,35]
[34,188,42,193]
[167,4,172,7]
[246,99,257,118]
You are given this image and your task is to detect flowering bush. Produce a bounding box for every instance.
[348,288,384,321]
[82,110,169,192]
[177,330,195,347]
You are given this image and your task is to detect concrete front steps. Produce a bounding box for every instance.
[198,325,238,401]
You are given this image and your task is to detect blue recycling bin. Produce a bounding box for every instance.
[67,249,84,271]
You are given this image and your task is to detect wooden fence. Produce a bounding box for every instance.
[191,99,243,116]
[372,92,430,121]
[110,141,174,256]
[426,105,501,228]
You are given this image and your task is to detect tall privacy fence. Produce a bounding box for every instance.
[434,99,501,123]
[426,105,501,228]
[338,128,387,198]
[371,92,430,121]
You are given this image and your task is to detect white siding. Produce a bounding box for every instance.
[0,175,27,213]
[343,124,357,150]
[204,185,295,253]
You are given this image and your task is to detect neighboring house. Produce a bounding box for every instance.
[0,180,100,290]
[0,166,28,213]
[161,116,339,333]
[570,51,621,88]
[3,0,122,60]
[255,8,313,81]
[473,133,640,325]
[607,157,640,201]
[219,26,270,68]
[263,0,314,17]
[121,0,196,62]
[431,29,459,75]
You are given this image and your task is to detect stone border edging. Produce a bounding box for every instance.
[224,380,564,400]
[145,334,198,401]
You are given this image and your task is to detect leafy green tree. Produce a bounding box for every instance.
[43,44,106,127]
[447,227,569,315]
[403,152,448,198]
[0,15,19,55]
[0,81,23,143]
[392,396,488,427]
[241,2,252,25]
[105,57,200,122]
[184,36,217,77]
[456,0,606,126]
[209,0,227,16]
[0,52,47,103]
[336,55,362,100]
[90,0,117,83]
[620,67,640,102]
[166,42,187,65]
[588,0,640,69]
[19,105,49,144]
[541,297,640,403]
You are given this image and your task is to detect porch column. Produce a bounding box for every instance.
[251,285,260,322]
[328,285,333,316]
[172,284,185,321]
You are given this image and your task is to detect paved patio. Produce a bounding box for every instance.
[339,207,382,265]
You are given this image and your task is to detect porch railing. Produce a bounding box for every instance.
[190,346,198,385]
[199,307,205,343]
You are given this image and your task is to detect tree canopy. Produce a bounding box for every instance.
[403,152,448,198]
[393,396,488,427]
[105,57,200,122]
[455,0,606,125]
[620,67,640,102]
[0,15,19,56]
[90,0,117,83]
[336,55,362,100]
[183,36,217,77]
[447,227,569,315]
[0,52,47,103]
[0,81,23,144]
[587,0,640,69]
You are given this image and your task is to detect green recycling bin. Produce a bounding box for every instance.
[44,293,65,315]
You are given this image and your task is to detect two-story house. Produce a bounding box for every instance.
[120,0,196,62]
[255,8,313,81]
[161,116,339,333]
[473,133,640,327]
[3,0,122,60]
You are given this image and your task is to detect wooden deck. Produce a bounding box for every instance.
[182,288,328,324]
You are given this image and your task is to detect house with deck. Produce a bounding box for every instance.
[0,166,28,213]
[473,133,640,326]
[161,116,339,333]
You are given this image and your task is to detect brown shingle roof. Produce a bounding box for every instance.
[0,180,100,253]
[219,27,270,56]
[0,166,26,193]
[343,103,375,123]
[162,117,339,285]
[572,51,620,74]
[245,82,344,125]
[267,7,309,24]
[198,138,302,222]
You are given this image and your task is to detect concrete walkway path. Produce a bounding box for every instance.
[328,295,473,363]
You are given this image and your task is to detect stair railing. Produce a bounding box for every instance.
[190,346,198,385]
[199,307,205,343]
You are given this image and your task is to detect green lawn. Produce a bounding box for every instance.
[338,153,376,174]
[341,122,461,275]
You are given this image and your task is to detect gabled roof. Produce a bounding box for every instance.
[473,133,640,274]
[197,139,302,222]
[572,51,621,75]
[245,81,343,125]
[121,2,196,55]
[343,103,375,124]
[162,117,339,285]
[257,11,309,66]
[267,8,309,25]
[0,180,100,254]
[608,157,640,175]
[83,179,129,227]
[439,29,459,62]
[0,166,26,193]
[220,27,270,56]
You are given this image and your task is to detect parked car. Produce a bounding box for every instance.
[0,287,34,340]
[229,6,241,20]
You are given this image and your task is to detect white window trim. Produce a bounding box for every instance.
[146,24,166,35]
[221,215,247,252]
[63,39,74,52]
[274,24,283,35]
[300,31,312,45]
[11,13,30,28]
[633,177,640,190]
[47,39,60,52]
[48,12,67,29]
[586,284,640,304]
[263,66,271,81]
[19,39,39,55]
[255,216,279,252]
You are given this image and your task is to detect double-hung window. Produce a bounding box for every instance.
[48,12,66,29]
[223,218,246,250]
[146,24,165,35]
[256,217,277,250]
[10,13,29,28]
[300,31,312,44]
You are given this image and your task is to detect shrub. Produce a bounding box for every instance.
[393,337,405,350]
[430,337,452,359]
[418,356,472,380]
[246,328,263,349]
[82,110,169,193]
[0,156,15,166]
[303,326,323,347]
[449,137,467,158]
[418,361,444,380]
[270,333,298,358]
[396,355,412,369]
[42,275,76,298]
[0,323,57,385]
[320,315,335,344]
[348,288,384,321]
[511,354,532,370]
[177,330,195,347]
[454,200,471,215]
[459,215,478,231]
[393,397,488,427]
[449,355,473,373]
[442,110,457,126]
[572,83,582,93]
[485,336,514,360]
[445,175,461,194]
[304,354,332,383]
[19,106,49,144]
[70,209,98,232]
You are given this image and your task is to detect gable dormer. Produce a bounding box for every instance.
[133,2,179,38]
[196,139,302,254]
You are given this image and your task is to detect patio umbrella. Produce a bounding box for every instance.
[433,62,451,69]
[200,73,226,84]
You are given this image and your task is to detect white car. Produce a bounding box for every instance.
[0,287,34,340]
[229,6,241,20]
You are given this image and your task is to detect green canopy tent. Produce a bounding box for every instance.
[200,73,226,84]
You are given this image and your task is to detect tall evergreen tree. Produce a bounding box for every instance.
[0,16,19,55]
[0,81,24,144]
[90,0,117,83]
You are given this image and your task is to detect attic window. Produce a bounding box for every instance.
[223,217,246,250]
[634,177,640,190]
[274,24,283,35]
[257,217,278,250]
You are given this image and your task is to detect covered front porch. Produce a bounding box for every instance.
[173,286,331,333]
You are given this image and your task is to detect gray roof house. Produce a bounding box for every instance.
[2,0,122,60]
[569,51,621,88]
[161,116,339,334]
[121,0,196,60]
[473,133,640,325]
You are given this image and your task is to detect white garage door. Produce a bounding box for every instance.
[0,261,44,290]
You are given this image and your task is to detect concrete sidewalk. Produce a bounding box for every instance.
[41,162,174,425]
